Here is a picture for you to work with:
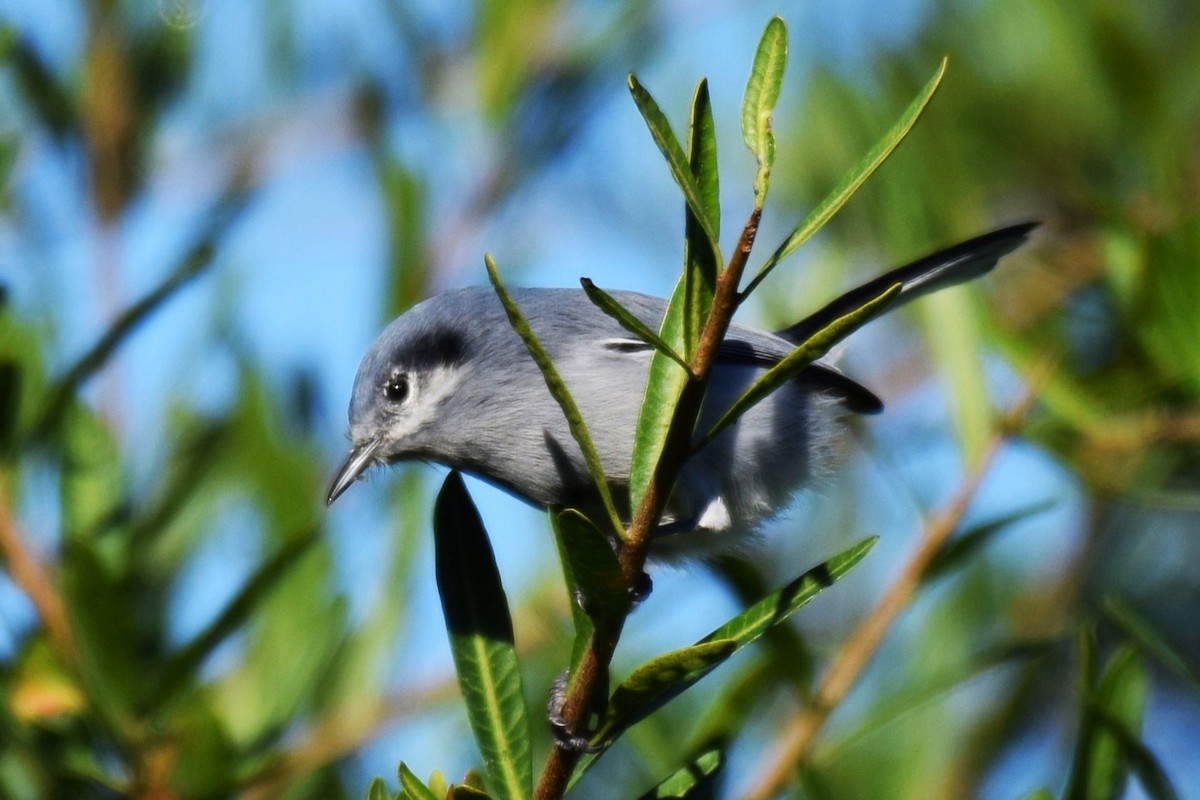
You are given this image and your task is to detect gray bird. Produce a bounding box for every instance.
[328,223,1035,557]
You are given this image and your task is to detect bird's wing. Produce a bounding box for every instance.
[602,332,883,414]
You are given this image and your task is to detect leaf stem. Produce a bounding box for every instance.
[534,207,761,799]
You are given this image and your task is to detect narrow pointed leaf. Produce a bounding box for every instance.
[552,514,594,680]
[703,537,876,647]
[587,538,875,755]
[629,78,721,513]
[682,78,720,360]
[553,509,630,631]
[1103,596,1200,696]
[592,640,736,747]
[1065,645,1146,800]
[629,284,690,514]
[925,500,1056,581]
[486,255,624,538]
[627,74,722,272]
[702,284,901,446]
[368,777,393,800]
[1091,708,1180,800]
[580,279,689,371]
[398,763,438,800]
[741,16,787,204]
[638,748,724,799]
[1088,647,1147,799]
[33,190,249,439]
[433,472,531,800]
[449,786,492,799]
[742,57,947,298]
[150,529,320,709]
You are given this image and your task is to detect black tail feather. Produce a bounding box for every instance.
[776,222,1038,344]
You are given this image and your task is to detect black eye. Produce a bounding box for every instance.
[383,373,409,403]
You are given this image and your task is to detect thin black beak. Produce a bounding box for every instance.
[326,439,381,505]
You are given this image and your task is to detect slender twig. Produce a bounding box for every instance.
[0,469,77,665]
[740,357,1054,800]
[534,208,762,799]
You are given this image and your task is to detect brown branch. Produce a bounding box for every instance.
[534,208,761,799]
[0,469,77,666]
[740,358,1053,800]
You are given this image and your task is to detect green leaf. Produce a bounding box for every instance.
[925,500,1056,581]
[627,74,723,273]
[368,777,393,800]
[628,285,690,516]
[449,786,492,800]
[1065,645,1147,800]
[59,403,123,542]
[826,639,1054,757]
[398,763,438,800]
[485,255,624,538]
[682,78,720,361]
[741,57,947,298]
[703,537,876,647]
[32,191,249,440]
[1103,596,1200,696]
[60,542,141,734]
[580,279,689,371]
[1091,707,1180,800]
[553,509,630,630]
[637,748,724,799]
[583,538,875,759]
[594,640,736,745]
[149,529,320,710]
[433,472,531,800]
[741,16,787,205]
[552,513,594,681]
[628,76,721,514]
[701,284,901,446]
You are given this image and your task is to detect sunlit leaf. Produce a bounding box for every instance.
[398,763,438,800]
[486,255,624,537]
[433,472,531,800]
[741,16,786,205]
[701,284,900,446]
[594,639,736,746]
[629,282,690,516]
[637,748,724,799]
[579,538,875,765]
[368,777,392,800]
[553,509,629,631]
[627,74,722,271]
[925,500,1056,581]
[741,57,947,297]
[703,537,876,647]
[580,279,688,371]
[682,77,719,359]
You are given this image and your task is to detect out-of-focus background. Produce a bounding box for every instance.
[0,0,1198,797]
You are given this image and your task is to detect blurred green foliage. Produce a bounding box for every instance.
[0,0,1196,799]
